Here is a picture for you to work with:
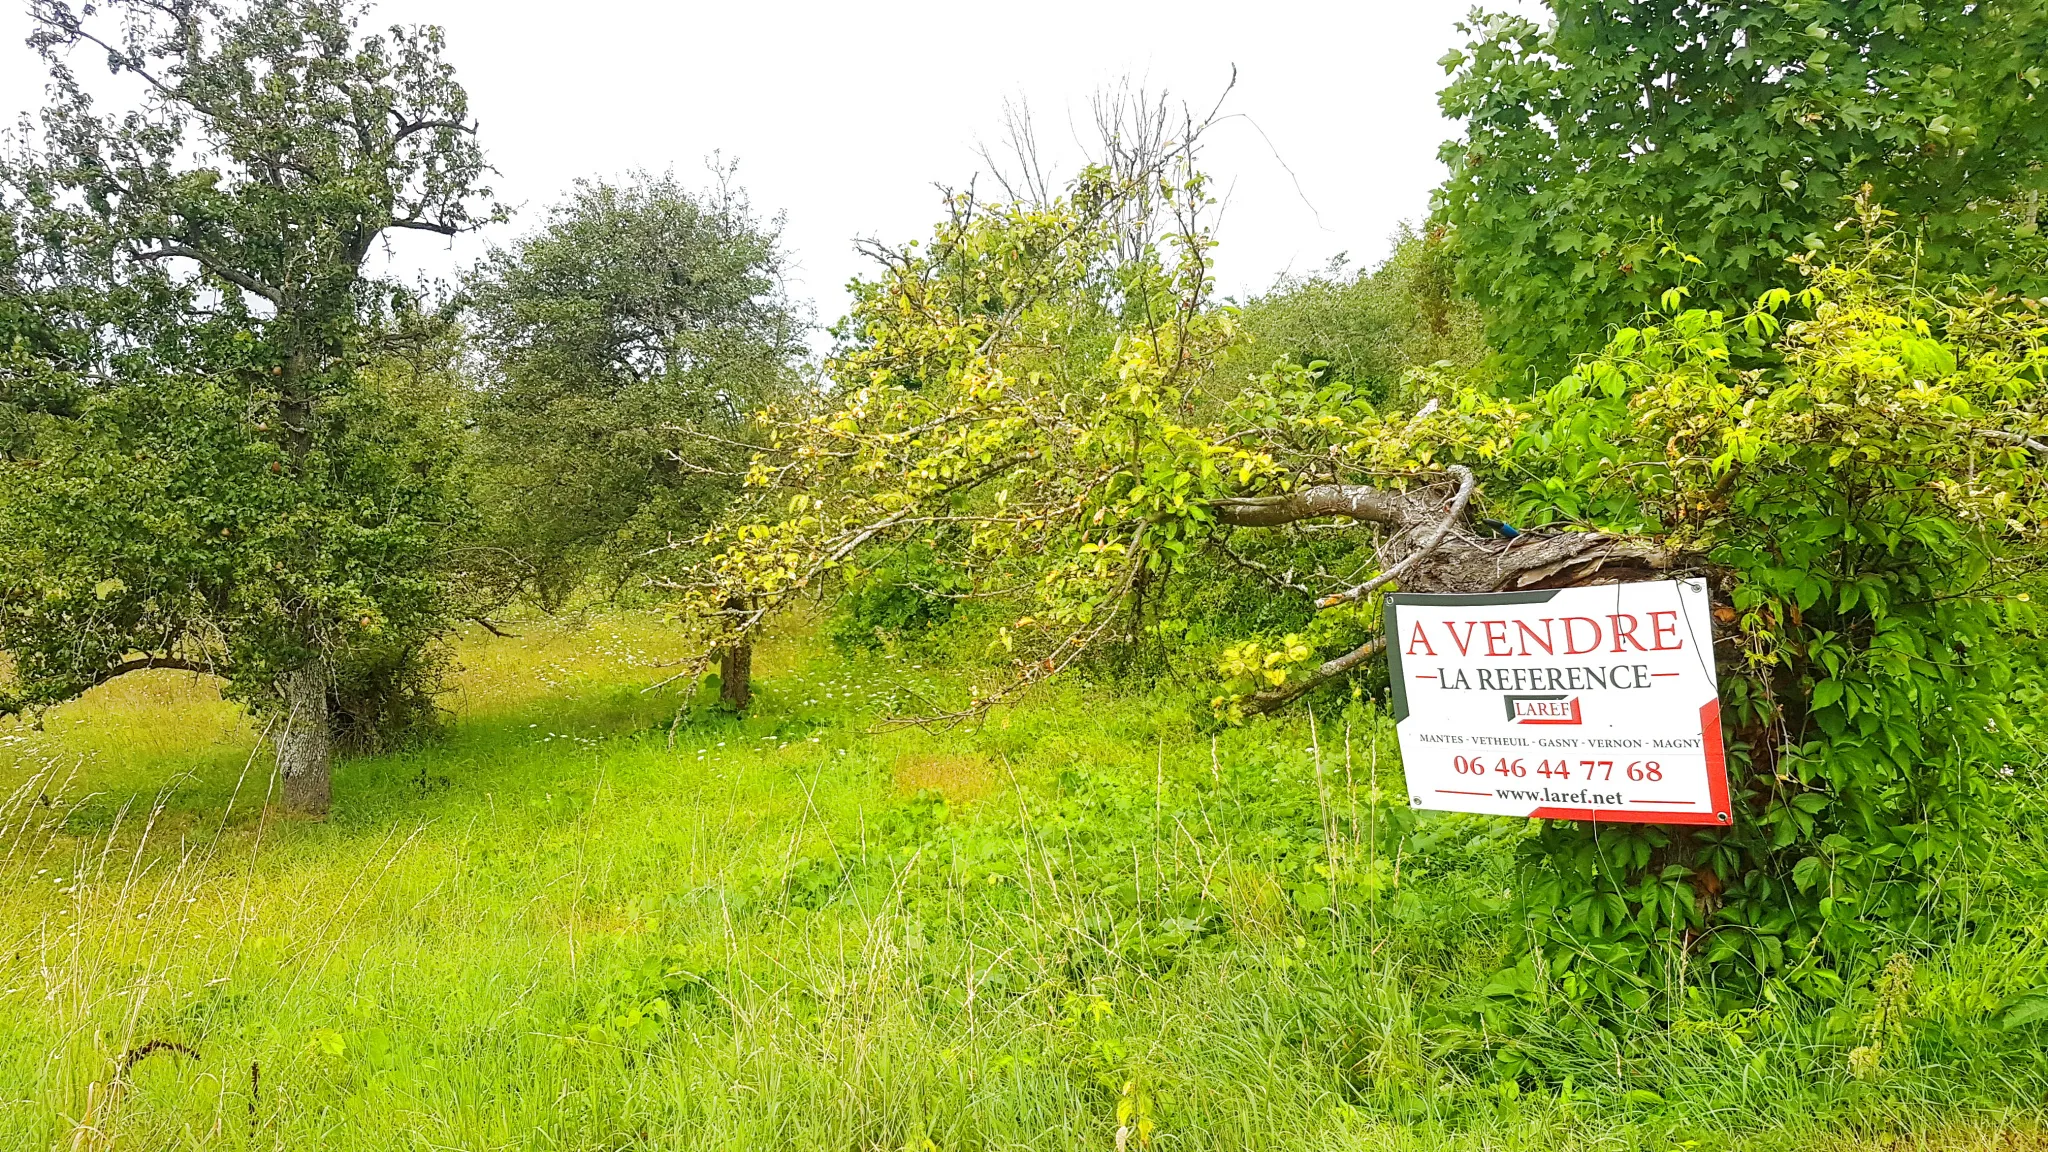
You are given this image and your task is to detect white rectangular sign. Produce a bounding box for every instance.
[1385,579,1731,825]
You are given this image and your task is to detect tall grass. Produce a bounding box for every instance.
[1,611,2043,1149]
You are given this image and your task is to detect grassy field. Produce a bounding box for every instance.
[1,613,2044,1150]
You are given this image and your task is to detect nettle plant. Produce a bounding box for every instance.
[1498,214,2048,1003]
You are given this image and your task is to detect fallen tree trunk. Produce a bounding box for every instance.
[1210,470,1670,713]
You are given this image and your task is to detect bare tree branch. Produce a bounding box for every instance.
[99,655,211,681]
[386,216,469,237]
[1211,531,1316,596]
[1976,427,2048,460]
[1316,464,1476,608]
[391,115,472,141]
[132,244,285,305]
[1210,483,1424,528]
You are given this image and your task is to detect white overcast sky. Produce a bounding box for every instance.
[0,0,1528,332]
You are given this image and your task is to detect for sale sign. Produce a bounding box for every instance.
[1385,579,1731,825]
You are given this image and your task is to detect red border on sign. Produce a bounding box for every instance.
[1527,700,1734,826]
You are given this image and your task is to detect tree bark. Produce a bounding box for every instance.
[276,664,332,815]
[719,639,752,711]
[1210,475,1673,714]
[1211,481,1668,595]
[717,593,755,711]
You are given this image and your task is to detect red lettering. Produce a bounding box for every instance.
[1608,614,1648,652]
[1562,616,1602,655]
[1405,621,1437,656]
[1483,620,1512,656]
[1446,621,1479,656]
[1515,618,1555,656]
[1648,610,1682,650]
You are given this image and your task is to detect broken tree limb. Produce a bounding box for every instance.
[1212,468,1672,715]
[1209,471,1667,599]
[1243,635,1389,714]
[1316,464,1477,608]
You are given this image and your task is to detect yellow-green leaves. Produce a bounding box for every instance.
[1505,237,2048,995]
[1210,634,1314,722]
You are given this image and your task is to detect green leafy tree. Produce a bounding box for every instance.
[0,0,496,813]
[1436,0,2048,378]
[671,154,1660,720]
[0,200,82,460]
[463,170,804,619]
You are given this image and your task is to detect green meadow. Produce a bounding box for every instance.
[1,614,2043,1150]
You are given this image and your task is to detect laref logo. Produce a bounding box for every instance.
[1504,694,1582,725]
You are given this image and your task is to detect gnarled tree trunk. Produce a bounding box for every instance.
[276,664,333,815]
[719,594,753,711]
[719,640,752,711]
[1210,471,1671,713]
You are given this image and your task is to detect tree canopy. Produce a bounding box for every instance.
[464,169,804,612]
[0,0,497,812]
[1436,0,2048,377]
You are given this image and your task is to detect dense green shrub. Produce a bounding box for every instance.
[1215,226,1486,405]
[1436,0,2048,379]
[827,546,969,652]
[1491,213,2048,1002]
